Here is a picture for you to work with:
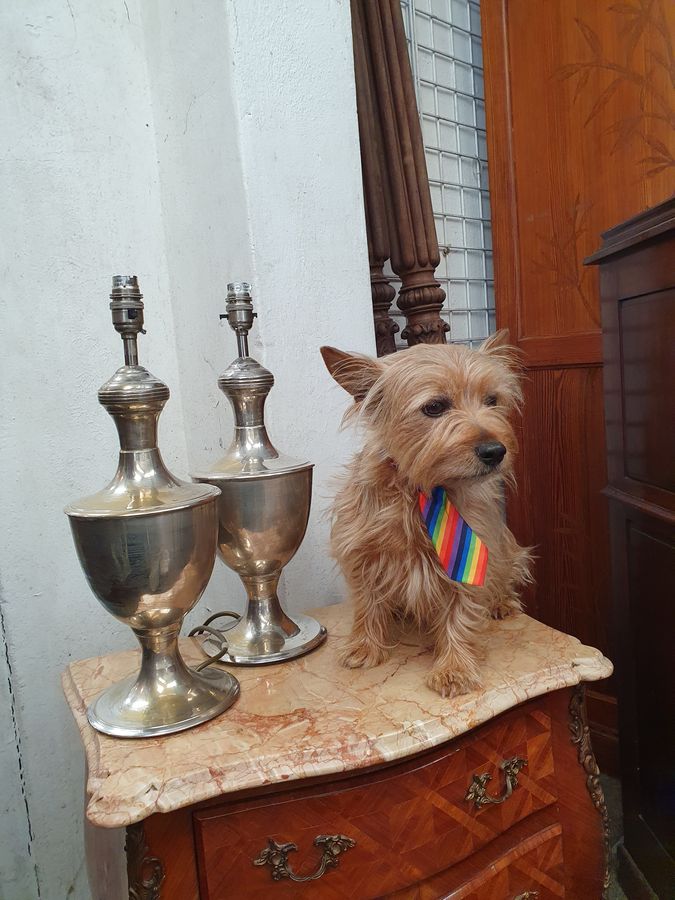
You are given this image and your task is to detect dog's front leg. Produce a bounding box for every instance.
[427,591,487,697]
[489,529,532,620]
[340,588,392,669]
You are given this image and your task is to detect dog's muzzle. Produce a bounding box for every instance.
[475,441,506,467]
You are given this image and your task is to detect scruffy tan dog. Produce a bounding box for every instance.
[321,332,532,697]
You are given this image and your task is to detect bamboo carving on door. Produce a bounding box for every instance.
[351,0,449,355]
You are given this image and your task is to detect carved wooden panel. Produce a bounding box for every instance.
[507,366,611,651]
[484,0,674,348]
[479,0,673,701]
[193,708,556,899]
[620,291,675,492]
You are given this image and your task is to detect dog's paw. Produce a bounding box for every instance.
[490,597,522,620]
[339,640,390,669]
[426,667,482,698]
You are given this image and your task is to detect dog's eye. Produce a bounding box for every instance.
[484,395,498,407]
[421,399,451,418]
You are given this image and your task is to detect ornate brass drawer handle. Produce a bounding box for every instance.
[465,755,527,809]
[513,893,539,899]
[253,835,356,883]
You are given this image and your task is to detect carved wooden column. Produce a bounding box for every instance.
[352,0,398,356]
[352,0,448,347]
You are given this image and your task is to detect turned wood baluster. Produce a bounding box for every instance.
[351,0,399,356]
[354,0,448,346]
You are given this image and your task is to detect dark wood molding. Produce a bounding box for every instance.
[603,484,675,524]
[351,0,448,348]
[585,195,675,264]
[517,333,603,368]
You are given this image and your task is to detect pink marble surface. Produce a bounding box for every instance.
[62,603,612,828]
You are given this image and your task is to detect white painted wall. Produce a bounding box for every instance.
[0,1,372,897]
[205,0,375,616]
[0,640,35,898]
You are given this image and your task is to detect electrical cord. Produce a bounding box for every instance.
[188,610,242,670]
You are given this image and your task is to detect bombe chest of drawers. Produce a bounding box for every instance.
[63,603,612,899]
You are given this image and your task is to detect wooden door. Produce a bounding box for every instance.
[480,0,675,757]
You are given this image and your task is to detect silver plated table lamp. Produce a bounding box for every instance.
[65,276,240,737]
[191,282,327,665]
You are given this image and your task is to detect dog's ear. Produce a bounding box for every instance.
[320,346,383,401]
[479,329,521,371]
[480,329,510,352]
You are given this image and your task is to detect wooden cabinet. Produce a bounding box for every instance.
[587,197,675,898]
[135,689,606,899]
[66,604,610,898]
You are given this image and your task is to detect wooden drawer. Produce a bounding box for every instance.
[193,707,557,899]
[389,821,565,899]
[451,824,565,900]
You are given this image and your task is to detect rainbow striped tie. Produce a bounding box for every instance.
[418,487,488,586]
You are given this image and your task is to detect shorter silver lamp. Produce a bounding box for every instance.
[191,282,327,665]
[65,276,240,737]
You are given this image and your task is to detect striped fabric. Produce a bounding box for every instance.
[418,486,488,586]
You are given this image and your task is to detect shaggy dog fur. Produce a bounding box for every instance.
[321,332,532,697]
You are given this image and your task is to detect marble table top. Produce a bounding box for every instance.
[62,603,612,828]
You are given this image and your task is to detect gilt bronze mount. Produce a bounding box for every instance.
[253,835,356,883]
[465,756,527,809]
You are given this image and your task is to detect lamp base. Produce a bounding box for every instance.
[87,662,240,738]
[218,612,327,666]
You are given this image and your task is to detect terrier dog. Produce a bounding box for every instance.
[321,332,532,697]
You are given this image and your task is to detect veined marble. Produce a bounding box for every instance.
[62,603,612,828]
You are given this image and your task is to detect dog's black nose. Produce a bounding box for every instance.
[475,441,506,466]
